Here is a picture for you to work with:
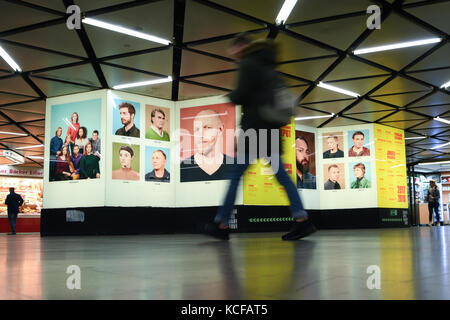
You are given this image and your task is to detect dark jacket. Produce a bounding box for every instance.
[228,40,279,131]
[427,186,440,203]
[5,192,24,214]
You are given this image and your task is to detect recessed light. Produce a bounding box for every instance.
[317,82,360,98]
[275,0,298,25]
[113,76,173,90]
[0,45,22,72]
[353,38,441,55]
[295,113,334,121]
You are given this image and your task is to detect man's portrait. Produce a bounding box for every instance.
[295,131,316,189]
[322,132,344,159]
[323,163,345,190]
[145,147,170,183]
[112,143,140,181]
[146,106,170,141]
[350,162,371,189]
[113,99,140,138]
[348,130,370,157]
[180,103,236,182]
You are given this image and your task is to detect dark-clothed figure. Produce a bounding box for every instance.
[79,142,100,179]
[50,127,63,181]
[5,187,24,235]
[89,130,101,156]
[205,34,316,241]
[115,102,140,137]
[427,180,441,226]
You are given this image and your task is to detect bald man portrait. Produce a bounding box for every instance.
[180,109,234,182]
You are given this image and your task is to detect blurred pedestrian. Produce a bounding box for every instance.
[5,187,24,235]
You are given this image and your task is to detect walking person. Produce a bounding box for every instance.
[205,34,316,241]
[5,187,24,235]
[427,180,441,226]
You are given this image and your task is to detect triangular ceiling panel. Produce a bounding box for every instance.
[4,24,87,58]
[344,111,395,122]
[105,48,173,76]
[295,107,330,118]
[100,64,161,88]
[0,43,81,73]
[407,92,450,107]
[24,0,66,12]
[0,76,40,97]
[324,57,389,81]
[1,100,45,115]
[178,81,226,100]
[0,93,35,106]
[379,119,427,130]
[0,1,60,32]
[32,63,101,88]
[300,86,357,104]
[344,100,395,113]
[183,0,263,42]
[322,116,366,127]
[301,99,355,114]
[30,77,94,97]
[324,76,390,97]
[377,110,428,122]
[277,57,336,81]
[408,104,450,117]
[1,109,44,123]
[405,119,447,130]
[118,82,172,100]
[372,76,431,95]
[188,71,236,91]
[408,127,449,137]
[370,91,431,107]
[407,44,450,71]
[180,50,235,77]
[275,33,335,62]
[288,85,309,98]
[20,125,45,137]
[407,69,450,88]
[405,1,450,34]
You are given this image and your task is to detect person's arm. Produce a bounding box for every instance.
[228,59,258,106]
[18,195,24,206]
[5,195,9,205]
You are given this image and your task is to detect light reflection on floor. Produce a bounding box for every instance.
[0,227,449,300]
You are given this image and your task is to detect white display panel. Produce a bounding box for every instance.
[294,123,320,210]
[318,124,378,209]
[43,90,107,209]
[175,96,243,207]
[105,90,176,207]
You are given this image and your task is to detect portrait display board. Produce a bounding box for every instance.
[243,118,296,206]
[374,124,408,208]
[44,90,107,209]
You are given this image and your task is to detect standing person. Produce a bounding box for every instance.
[55,145,73,181]
[427,179,441,226]
[5,188,24,235]
[70,145,82,180]
[79,142,100,179]
[75,127,89,155]
[67,112,80,154]
[50,127,63,181]
[89,130,101,156]
[205,34,316,241]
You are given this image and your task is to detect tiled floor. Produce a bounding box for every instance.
[1,227,449,299]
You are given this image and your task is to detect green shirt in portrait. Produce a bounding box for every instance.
[146,127,170,141]
[351,177,371,189]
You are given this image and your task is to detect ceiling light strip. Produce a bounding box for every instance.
[430,141,450,150]
[82,18,171,45]
[0,45,22,72]
[295,113,334,121]
[441,80,450,89]
[15,144,44,150]
[0,131,27,136]
[418,160,450,166]
[434,117,450,125]
[317,82,360,97]
[353,38,441,55]
[275,0,298,25]
[113,76,173,90]
[404,136,426,140]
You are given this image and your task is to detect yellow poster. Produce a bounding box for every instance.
[243,118,296,205]
[374,124,408,208]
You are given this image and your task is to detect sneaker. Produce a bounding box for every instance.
[282,218,316,241]
[204,222,230,240]
[437,222,441,227]
[7,232,16,235]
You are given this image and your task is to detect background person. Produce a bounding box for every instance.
[350,163,370,189]
[296,136,316,189]
[66,112,80,154]
[323,135,344,159]
[55,145,74,181]
[5,187,24,235]
[112,145,139,180]
[115,102,140,137]
[427,179,441,226]
[79,142,100,179]
[50,127,63,181]
[145,150,170,182]
[324,164,341,190]
[89,130,101,156]
[70,144,82,180]
[349,131,370,157]
[75,126,89,155]
[146,108,170,141]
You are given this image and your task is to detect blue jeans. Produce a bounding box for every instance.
[215,152,308,226]
[8,212,18,233]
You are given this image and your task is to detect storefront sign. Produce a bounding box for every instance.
[0,165,43,178]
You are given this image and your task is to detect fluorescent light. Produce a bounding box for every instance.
[0,131,27,136]
[441,80,450,88]
[113,76,172,90]
[418,160,450,166]
[430,141,450,150]
[82,18,171,45]
[0,45,22,72]
[295,113,334,121]
[354,38,441,55]
[317,82,360,97]
[275,0,298,25]
[404,136,426,140]
[15,144,44,150]
[28,156,44,160]
[434,117,450,125]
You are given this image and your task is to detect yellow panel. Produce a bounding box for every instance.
[374,124,408,208]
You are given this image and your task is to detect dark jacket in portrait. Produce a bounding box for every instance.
[323,149,344,159]
[115,124,140,138]
[324,179,341,190]
[145,169,170,183]
[180,154,234,182]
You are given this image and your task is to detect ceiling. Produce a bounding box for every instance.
[0,0,448,168]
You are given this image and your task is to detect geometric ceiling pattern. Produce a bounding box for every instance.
[0,0,448,168]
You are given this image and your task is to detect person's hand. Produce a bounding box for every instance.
[96,173,100,179]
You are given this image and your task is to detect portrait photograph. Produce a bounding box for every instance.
[322,132,345,159]
[323,163,346,190]
[49,98,102,182]
[112,142,140,181]
[145,146,171,183]
[145,105,171,142]
[112,98,141,138]
[348,129,370,157]
[179,103,236,183]
[295,130,316,189]
[349,162,371,189]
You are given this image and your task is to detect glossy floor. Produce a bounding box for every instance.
[1,227,449,300]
